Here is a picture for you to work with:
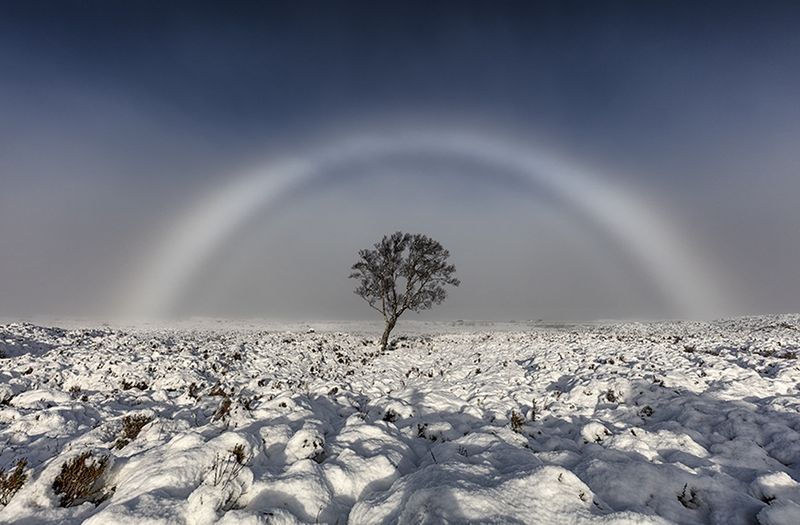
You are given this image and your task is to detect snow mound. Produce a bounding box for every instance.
[350,462,670,524]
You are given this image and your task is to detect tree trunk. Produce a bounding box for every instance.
[380,316,397,351]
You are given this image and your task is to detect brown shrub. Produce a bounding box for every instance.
[229,443,246,466]
[213,397,232,422]
[210,444,250,489]
[208,384,227,397]
[510,410,525,433]
[114,414,153,450]
[0,458,27,506]
[188,382,201,399]
[52,452,110,507]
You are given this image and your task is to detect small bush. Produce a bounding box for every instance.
[120,379,148,391]
[188,382,201,399]
[205,444,250,511]
[0,458,27,506]
[213,397,232,421]
[114,414,152,449]
[208,384,227,397]
[229,443,247,466]
[510,410,525,433]
[677,483,701,509]
[52,452,110,507]
[211,444,248,487]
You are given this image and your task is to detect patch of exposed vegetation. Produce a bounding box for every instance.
[0,458,27,506]
[52,452,111,507]
[114,414,152,449]
[510,410,525,433]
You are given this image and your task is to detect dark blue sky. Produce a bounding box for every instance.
[2,1,800,319]
[5,1,799,159]
[5,5,798,122]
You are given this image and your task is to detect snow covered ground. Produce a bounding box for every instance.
[1,316,800,524]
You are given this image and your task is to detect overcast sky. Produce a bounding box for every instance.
[1,1,799,321]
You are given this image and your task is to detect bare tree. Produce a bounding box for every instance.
[349,232,459,350]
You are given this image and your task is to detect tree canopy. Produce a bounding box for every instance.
[350,232,459,349]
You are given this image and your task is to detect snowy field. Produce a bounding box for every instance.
[2,316,800,524]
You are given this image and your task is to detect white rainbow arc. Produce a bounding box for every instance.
[119,128,726,319]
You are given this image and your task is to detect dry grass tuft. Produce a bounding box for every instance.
[52,452,110,507]
[213,397,232,421]
[205,443,251,510]
[510,410,525,433]
[0,458,27,506]
[114,414,153,449]
[229,443,247,466]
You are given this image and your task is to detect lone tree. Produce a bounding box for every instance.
[349,232,459,350]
